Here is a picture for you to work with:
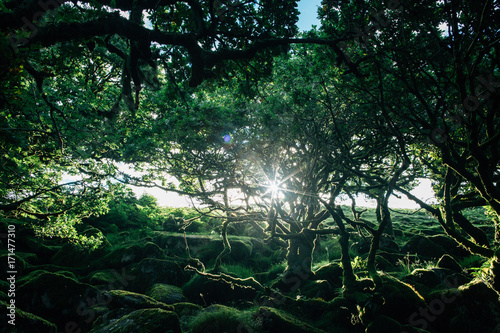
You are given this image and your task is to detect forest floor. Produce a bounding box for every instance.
[1,206,500,333]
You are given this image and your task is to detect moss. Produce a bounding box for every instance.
[365,315,402,333]
[182,274,258,305]
[89,270,119,285]
[50,243,92,267]
[1,300,58,333]
[17,271,98,330]
[189,304,257,333]
[369,274,427,324]
[220,263,256,279]
[172,302,202,316]
[90,308,181,333]
[104,289,174,311]
[98,242,165,269]
[258,306,326,333]
[130,258,188,293]
[146,283,187,304]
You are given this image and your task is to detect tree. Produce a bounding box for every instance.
[320,0,500,267]
[1,0,357,234]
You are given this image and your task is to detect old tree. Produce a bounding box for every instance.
[1,0,500,330]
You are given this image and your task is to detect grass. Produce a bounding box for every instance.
[220,263,256,279]
[395,252,437,276]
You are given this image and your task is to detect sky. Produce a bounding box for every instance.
[297,0,322,31]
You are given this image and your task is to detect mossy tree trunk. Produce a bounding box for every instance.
[283,229,316,281]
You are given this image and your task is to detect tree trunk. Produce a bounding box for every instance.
[282,229,316,289]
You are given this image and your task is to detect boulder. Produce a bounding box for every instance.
[372,274,427,325]
[379,235,399,252]
[182,274,258,305]
[1,301,58,333]
[17,270,99,330]
[50,243,92,267]
[103,289,174,311]
[97,242,165,268]
[313,262,343,289]
[172,302,202,317]
[427,281,500,333]
[146,283,187,304]
[427,235,469,257]
[89,308,181,333]
[258,306,326,333]
[129,258,189,292]
[437,254,462,272]
[189,304,254,333]
[365,315,402,333]
[401,235,447,259]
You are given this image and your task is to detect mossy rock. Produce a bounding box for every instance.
[99,242,165,268]
[258,306,326,333]
[406,269,441,288]
[437,254,462,272]
[16,251,39,264]
[374,274,427,325]
[313,262,343,288]
[379,235,400,252]
[427,235,469,257]
[104,289,174,311]
[405,268,470,298]
[17,270,98,330]
[417,280,500,333]
[328,297,358,327]
[50,243,92,267]
[172,302,202,316]
[374,255,395,271]
[227,238,253,262]
[24,238,61,263]
[89,270,120,286]
[182,274,258,305]
[365,315,402,333]
[401,235,447,259]
[89,308,181,333]
[1,300,58,333]
[189,304,255,333]
[146,283,187,304]
[299,279,335,301]
[90,307,135,330]
[129,258,189,292]
[458,281,500,330]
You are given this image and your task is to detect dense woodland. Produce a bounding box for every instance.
[1,0,500,332]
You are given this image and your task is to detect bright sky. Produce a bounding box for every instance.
[297,0,322,31]
[131,177,435,209]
